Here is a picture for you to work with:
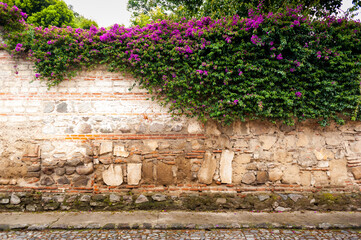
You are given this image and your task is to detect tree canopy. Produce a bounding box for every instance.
[1,0,97,28]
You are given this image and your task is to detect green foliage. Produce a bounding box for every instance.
[72,15,98,29]
[2,3,361,125]
[27,0,74,27]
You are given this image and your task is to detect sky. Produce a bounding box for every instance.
[63,0,358,28]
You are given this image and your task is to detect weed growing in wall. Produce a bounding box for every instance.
[1,2,361,125]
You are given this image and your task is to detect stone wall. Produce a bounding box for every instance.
[0,49,361,199]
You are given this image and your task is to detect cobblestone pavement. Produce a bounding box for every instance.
[0,229,360,239]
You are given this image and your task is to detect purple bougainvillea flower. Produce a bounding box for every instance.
[234,99,239,104]
[276,54,283,60]
[290,68,295,72]
[35,73,40,78]
[295,91,302,97]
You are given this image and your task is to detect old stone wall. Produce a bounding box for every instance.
[0,49,361,200]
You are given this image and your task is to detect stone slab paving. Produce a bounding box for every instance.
[0,229,360,239]
[0,211,361,230]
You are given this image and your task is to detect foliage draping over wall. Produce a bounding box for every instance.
[1,2,361,125]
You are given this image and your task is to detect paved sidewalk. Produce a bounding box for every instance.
[0,211,360,230]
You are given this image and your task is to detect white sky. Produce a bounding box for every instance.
[62,0,358,28]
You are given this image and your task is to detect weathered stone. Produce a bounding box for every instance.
[324,132,341,146]
[67,156,82,166]
[77,102,92,113]
[289,194,303,202]
[282,165,300,184]
[275,206,291,212]
[283,135,297,149]
[257,171,268,184]
[27,164,41,172]
[296,133,310,147]
[26,172,41,178]
[79,195,91,202]
[149,122,165,132]
[242,172,256,184]
[55,167,65,176]
[100,141,113,155]
[57,176,70,185]
[25,204,37,212]
[220,150,234,184]
[130,154,142,163]
[135,194,149,204]
[136,123,147,133]
[258,195,269,201]
[246,163,258,170]
[350,141,361,153]
[191,140,202,150]
[0,199,9,204]
[109,194,121,202]
[24,144,39,157]
[300,171,311,186]
[156,162,174,185]
[99,153,113,165]
[43,102,55,113]
[171,124,183,132]
[330,159,347,185]
[313,171,329,186]
[99,124,113,133]
[259,136,277,150]
[102,164,123,186]
[233,121,249,135]
[127,163,142,185]
[298,152,317,167]
[76,163,94,175]
[40,176,55,186]
[113,145,129,157]
[10,194,20,205]
[268,169,283,182]
[56,102,68,113]
[143,140,158,152]
[313,148,334,161]
[351,166,361,180]
[198,152,217,184]
[76,123,92,134]
[42,167,54,175]
[176,155,192,183]
[216,198,227,204]
[142,161,154,184]
[187,121,203,134]
[205,121,221,136]
[73,176,89,187]
[65,167,76,175]
[152,194,167,202]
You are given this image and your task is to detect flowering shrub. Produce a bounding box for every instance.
[0,2,26,32]
[1,2,361,125]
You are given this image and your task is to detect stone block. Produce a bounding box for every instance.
[73,176,89,187]
[323,132,341,146]
[296,133,310,147]
[143,140,158,152]
[99,153,113,165]
[76,163,94,175]
[142,161,154,184]
[113,145,129,157]
[220,150,234,184]
[242,172,256,184]
[351,166,361,180]
[313,171,329,186]
[40,176,55,186]
[24,144,39,157]
[329,159,347,185]
[135,194,148,204]
[298,152,317,168]
[233,121,249,135]
[43,102,55,113]
[350,141,361,153]
[102,164,123,186]
[76,123,92,134]
[176,155,192,183]
[257,171,268,184]
[198,152,217,184]
[100,141,113,155]
[57,176,70,185]
[205,121,221,136]
[300,171,311,186]
[127,163,142,185]
[56,102,68,113]
[156,162,174,185]
[149,122,165,132]
[259,136,277,150]
[187,121,203,134]
[313,148,334,161]
[268,169,283,182]
[282,165,300,184]
[283,135,296,149]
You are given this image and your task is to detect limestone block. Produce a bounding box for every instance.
[298,152,317,168]
[187,121,203,134]
[76,123,92,134]
[233,121,249,135]
[127,163,142,185]
[76,163,94,175]
[296,133,309,147]
[350,141,361,153]
[269,169,283,182]
[149,122,165,132]
[274,151,292,163]
[323,132,341,146]
[24,144,39,157]
[102,164,123,186]
[156,162,174,185]
[100,141,113,155]
[99,153,113,165]
[259,136,277,150]
[56,102,68,113]
[257,171,268,183]
[313,171,329,186]
[234,154,252,164]
[282,165,300,184]
[135,194,148,204]
[73,176,89,187]
[205,121,221,136]
[283,135,296,149]
[330,159,347,186]
[310,134,325,149]
[313,148,334,161]
[220,150,234,184]
[351,166,361,179]
[198,151,217,184]
[300,171,311,186]
[242,172,256,184]
[143,140,158,152]
[113,145,129,157]
[142,161,154,184]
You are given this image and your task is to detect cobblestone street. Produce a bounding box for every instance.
[0,229,360,240]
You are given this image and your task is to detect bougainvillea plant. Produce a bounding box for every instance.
[1,2,361,126]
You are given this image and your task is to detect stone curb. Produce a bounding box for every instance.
[0,211,360,230]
